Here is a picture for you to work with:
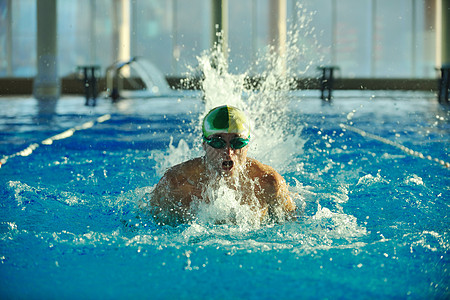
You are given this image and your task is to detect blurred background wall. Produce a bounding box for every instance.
[0,0,441,81]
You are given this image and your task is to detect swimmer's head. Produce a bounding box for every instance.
[202,105,251,139]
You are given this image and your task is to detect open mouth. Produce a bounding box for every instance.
[222,160,234,171]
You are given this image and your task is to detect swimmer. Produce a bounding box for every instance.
[141,105,297,225]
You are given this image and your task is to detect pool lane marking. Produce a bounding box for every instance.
[0,114,111,167]
[339,123,449,169]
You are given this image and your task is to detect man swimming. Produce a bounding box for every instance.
[141,105,297,225]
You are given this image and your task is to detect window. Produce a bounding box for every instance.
[0,0,438,79]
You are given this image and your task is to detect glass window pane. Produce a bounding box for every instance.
[93,0,114,72]
[0,0,11,76]
[335,0,371,78]
[175,0,210,74]
[413,0,435,78]
[58,1,87,76]
[289,0,332,77]
[228,0,253,74]
[374,0,413,77]
[12,0,36,77]
[0,0,439,79]
[133,0,172,74]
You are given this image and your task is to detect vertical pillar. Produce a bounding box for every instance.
[424,0,436,77]
[251,0,257,64]
[113,0,131,75]
[5,0,12,76]
[172,0,179,73]
[332,0,338,67]
[411,0,417,76]
[211,0,228,55]
[33,0,60,100]
[370,0,377,76]
[269,0,287,71]
[89,0,97,64]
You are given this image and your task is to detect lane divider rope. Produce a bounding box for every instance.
[0,114,111,168]
[340,123,449,169]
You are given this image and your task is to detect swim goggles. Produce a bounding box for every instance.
[203,136,250,149]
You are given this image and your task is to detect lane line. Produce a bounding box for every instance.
[340,123,449,169]
[0,114,111,167]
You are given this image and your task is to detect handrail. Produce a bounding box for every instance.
[105,57,138,101]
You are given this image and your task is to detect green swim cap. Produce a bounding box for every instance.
[202,105,251,138]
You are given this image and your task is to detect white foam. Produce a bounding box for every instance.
[405,174,424,186]
[192,178,262,228]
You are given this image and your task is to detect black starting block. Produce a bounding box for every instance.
[78,65,100,106]
[317,66,340,101]
[437,64,450,104]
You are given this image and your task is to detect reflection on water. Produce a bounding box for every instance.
[35,98,58,124]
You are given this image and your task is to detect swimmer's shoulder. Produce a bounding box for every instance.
[246,157,280,179]
[246,158,296,214]
[246,157,286,191]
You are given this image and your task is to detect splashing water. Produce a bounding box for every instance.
[145,6,330,229]
[193,178,262,227]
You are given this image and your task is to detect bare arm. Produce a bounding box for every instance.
[254,164,296,222]
[141,160,204,225]
[270,172,297,220]
[140,169,193,226]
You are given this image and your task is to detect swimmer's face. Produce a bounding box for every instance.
[203,133,249,176]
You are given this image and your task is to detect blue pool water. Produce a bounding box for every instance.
[0,91,449,299]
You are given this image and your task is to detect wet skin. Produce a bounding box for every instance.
[141,133,297,225]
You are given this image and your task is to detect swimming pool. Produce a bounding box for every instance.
[0,89,449,299]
